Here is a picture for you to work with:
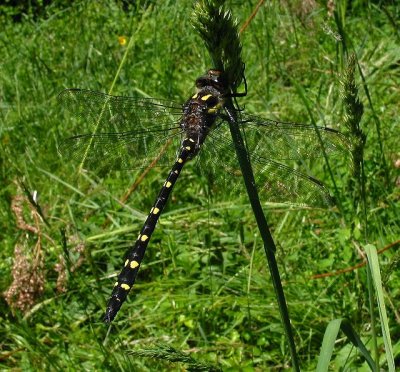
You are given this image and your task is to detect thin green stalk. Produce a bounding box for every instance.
[340,53,383,368]
[333,1,388,187]
[225,102,300,371]
[192,1,299,369]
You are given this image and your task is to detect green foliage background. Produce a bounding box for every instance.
[1,0,399,370]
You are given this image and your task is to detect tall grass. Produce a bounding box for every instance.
[1,0,399,370]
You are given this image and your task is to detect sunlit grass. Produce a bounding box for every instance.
[1,0,399,370]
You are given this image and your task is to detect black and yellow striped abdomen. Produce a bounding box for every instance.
[104,138,198,322]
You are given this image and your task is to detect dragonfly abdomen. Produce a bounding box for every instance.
[103,137,196,322]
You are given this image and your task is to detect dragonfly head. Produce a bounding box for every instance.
[195,69,228,94]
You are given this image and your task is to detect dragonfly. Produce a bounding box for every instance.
[58,69,349,322]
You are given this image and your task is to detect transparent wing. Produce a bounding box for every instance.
[57,89,184,171]
[237,114,350,161]
[200,118,346,207]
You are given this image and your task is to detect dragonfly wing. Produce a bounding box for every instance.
[60,130,183,171]
[250,158,333,207]
[58,89,183,171]
[238,114,350,161]
[202,122,334,207]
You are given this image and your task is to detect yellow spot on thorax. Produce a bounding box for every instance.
[201,94,212,101]
[124,259,129,267]
[121,283,130,290]
[185,146,191,150]
[189,138,195,143]
[192,93,198,99]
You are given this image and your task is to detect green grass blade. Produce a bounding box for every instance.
[38,167,85,197]
[365,244,395,371]
[316,318,377,372]
[316,318,341,371]
[340,320,377,371]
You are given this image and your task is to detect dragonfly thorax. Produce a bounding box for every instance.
[181,84,225,157]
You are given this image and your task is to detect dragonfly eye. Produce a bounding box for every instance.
[195,76,208,88]
[195,69,227,91]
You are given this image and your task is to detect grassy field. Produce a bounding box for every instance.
[1,0,399,370]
